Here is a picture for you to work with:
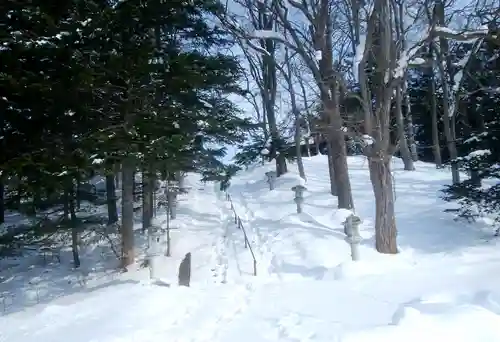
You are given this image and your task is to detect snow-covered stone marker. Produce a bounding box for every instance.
[292,184,307,214]
[265,171,277,190]
[343,214,362,261]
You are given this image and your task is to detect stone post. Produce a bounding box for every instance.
[291,185,307,213]
[265,171,277,190]
[343,214,362,261]
[178,252,191,287]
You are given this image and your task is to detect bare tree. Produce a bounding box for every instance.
[347,0,435,253]
[434,0,460,184]
[259,0,354,208]
[347,0,420,171]
[356,0,400,253]
[431,0,486,183]
[221,0,353,206]
[291,60,317,158]
[282,47,307,180]
[242,69,268,141]
[393,0,415,170]
[222,0,497,253]
[230,0,288,176]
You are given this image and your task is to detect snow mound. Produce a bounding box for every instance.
[345,291,500,342]
[327,255,413,280]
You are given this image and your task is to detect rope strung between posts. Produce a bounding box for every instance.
[224,192,257,276]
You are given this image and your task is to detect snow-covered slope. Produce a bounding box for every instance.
[2,156,500,342]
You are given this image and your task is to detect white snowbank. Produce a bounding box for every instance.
[345,292,500,342]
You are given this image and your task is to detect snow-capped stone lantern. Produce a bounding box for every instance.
[147,226,164,279]
[265,171,277,190]
[292,184,307,214]
[343,214,362,261]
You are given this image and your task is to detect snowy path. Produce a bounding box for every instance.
[0,281,255,342]
[151,181,247,285]
[228,179,343,281]
[0,181,257,342]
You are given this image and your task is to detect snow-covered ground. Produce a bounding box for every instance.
[1,156,500,341]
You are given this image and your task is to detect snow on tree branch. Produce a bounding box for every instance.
[433,25,497,43]
[251,29,285,40]
[393,28,431,80]
[448,38,483,117]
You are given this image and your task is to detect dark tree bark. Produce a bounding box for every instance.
[369,157,397,253]
[121,157,135,268]
[0,174,4,225]
[106,173,118,225]
[428,42,443,168]
[69,184,80,268]
[142,165,152,233]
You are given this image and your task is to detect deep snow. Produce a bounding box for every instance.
[1,155,500,341]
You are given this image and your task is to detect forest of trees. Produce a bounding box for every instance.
[227,0,500,253]
[1,0,499,270]
[0,0,253,268]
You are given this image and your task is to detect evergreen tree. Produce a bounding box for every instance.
[442,40,500,225]
[0,0,251,266]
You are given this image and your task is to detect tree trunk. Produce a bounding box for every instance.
[121,157,135,268]
[33,186,41,213]
[106,174,118,225]
[262,60,284,175]
[441,88,460,183]
[75,173,81,210]
[326,142,337,195]
[283,46,306,181]
[428,43,443,168]
[326,95,353,209]
[132,171,138,201]
[114,164,121,189]
[435,1,460,184]
[149,167,155,217]
[257,1,286,177]
[304,136,311,157]
[314,0,353,209]
[406,107,418,161]
[0,174,4,225]
[394,0,418,163]
[175,171,185,191]
[15,184,21,209]
[295,119,306,180]
[63,187,70,220]
[69,185,80,268]
[276,154,287,175]
[165,175,172,257]
[395,85,415,170]
[471,111,486,186]
[142,165,152,233]
[359,0,398,254]
[369,157,398,253]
